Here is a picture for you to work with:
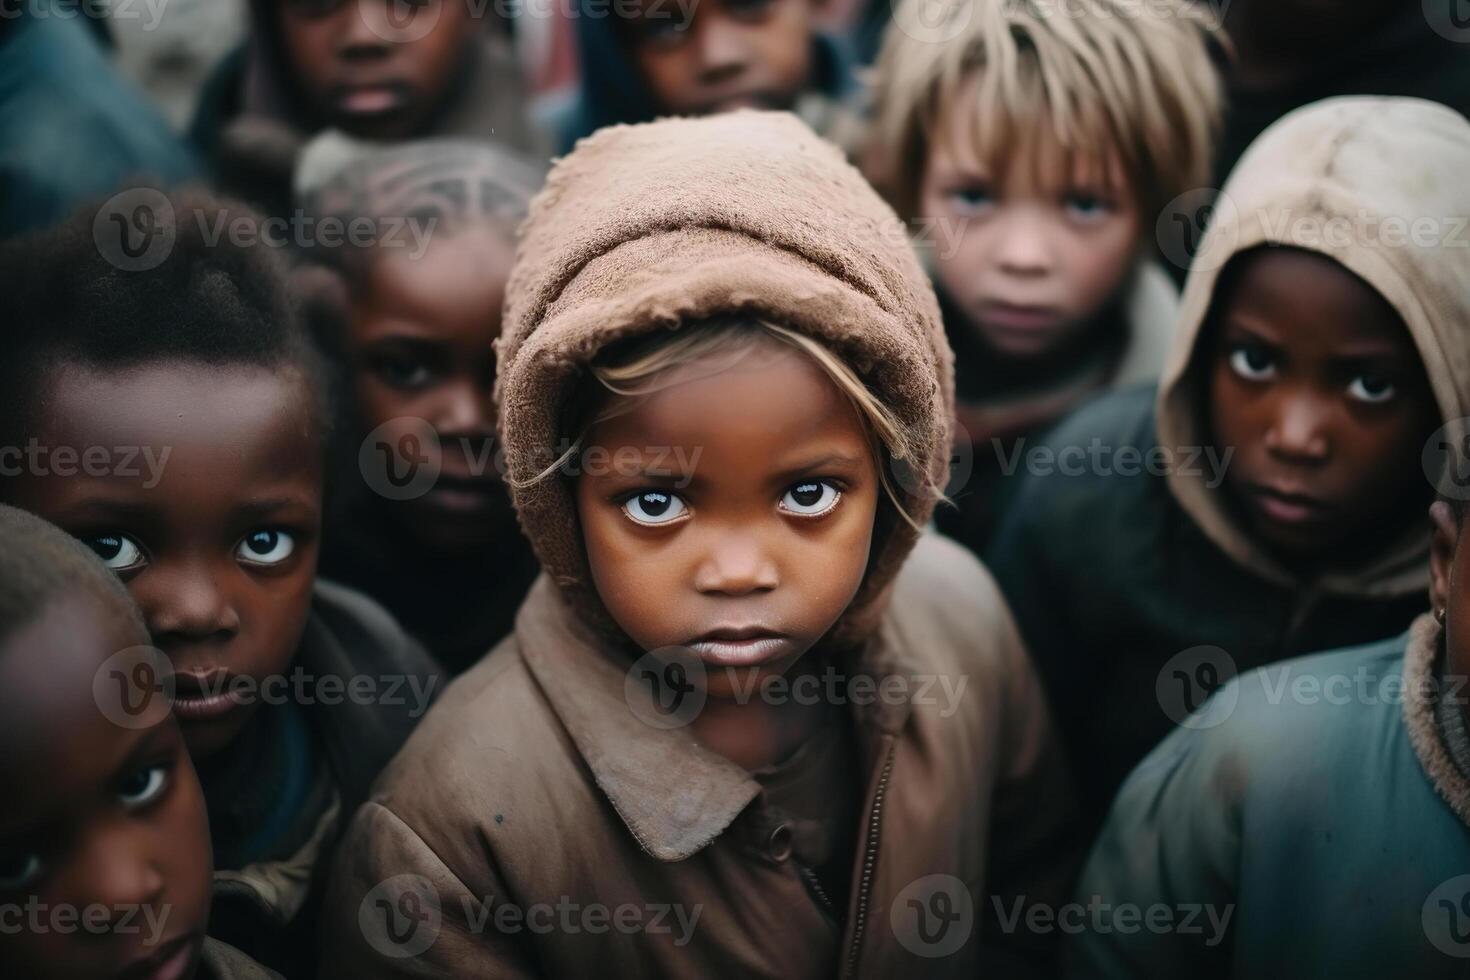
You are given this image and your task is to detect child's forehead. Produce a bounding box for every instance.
[931,69,1129,192]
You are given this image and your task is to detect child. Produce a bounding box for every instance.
[1066,482,1470,978]
[987,96,1470,828]
[864,0,1224,552]
[549,0,864,153]
[0,190,442,976]
[0,505,278,979]
[320,111,1078,977]
[189,0,546,223]
[293,136,545,673]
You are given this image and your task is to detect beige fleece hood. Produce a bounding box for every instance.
[1157,96,1470,597]
[495,111,953,647]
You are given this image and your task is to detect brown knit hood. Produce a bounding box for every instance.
[495,111,953,647]
[1157,96,1470,598]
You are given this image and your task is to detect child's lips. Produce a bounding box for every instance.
[1247,483,1333,526]
[685,628,795,668]
[978,302,1063,333]
[335,82,410,117]
[116,932,199,980]
[171,668,242,722]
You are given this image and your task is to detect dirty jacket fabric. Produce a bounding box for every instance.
[207,581,443,976]
[320,111,1078,977]
[1067,614,1470,978]
[987,97,1470,827]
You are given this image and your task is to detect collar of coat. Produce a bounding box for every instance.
[513,575,914,862]
[1403,612,1470,830]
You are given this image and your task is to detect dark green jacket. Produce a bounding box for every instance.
[1067,616,1470,978]
[986,385,1426,824]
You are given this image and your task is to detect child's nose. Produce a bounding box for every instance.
[432,381,494,438]
[992,212,1054,277]
[79,824,167,917]
[695,23,752,80]
[693,533,779,596]
[1264,390,1332,463]
[338,0,395,57]
[143,562,241,643]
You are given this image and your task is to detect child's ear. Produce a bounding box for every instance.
[1430,500,1460,615]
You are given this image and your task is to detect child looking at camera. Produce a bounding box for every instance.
[295,136,545,673]
[988,97,1470,829]
[0,505,279,980]
[864,0,1224,551]
[321,111,1078,978]
[0,191,442,976]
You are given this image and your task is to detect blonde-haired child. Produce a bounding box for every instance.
[865,0,1224,550]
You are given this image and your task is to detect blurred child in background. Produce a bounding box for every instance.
[550,0,865,153]
[864,0,1224,552]
[0,190,442,975]
[190,0,545,223]
[295,136,545,674]
[989,97,1470,828]
[0,505,279,980]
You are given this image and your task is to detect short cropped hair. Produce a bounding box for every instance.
[0,505,145,648]
[0,186,330,443]
[864,0,1225,221]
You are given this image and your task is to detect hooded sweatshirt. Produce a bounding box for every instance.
[188,1,545,223]
[986,96,1470,828]
[320,111,1079,978]
[1067,615,1470,979]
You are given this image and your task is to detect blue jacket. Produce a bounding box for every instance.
[1069,617,1470,977]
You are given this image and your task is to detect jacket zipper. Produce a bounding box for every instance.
[842,741,895,978]
[800,865,836,918]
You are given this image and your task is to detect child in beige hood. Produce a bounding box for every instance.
[320,111,1078,978]
[989,96,1470,828]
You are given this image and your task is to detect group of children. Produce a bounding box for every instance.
[3,0,1470,977]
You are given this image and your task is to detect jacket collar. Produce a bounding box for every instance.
[1403,613,1470,831]
[514,575,916,862]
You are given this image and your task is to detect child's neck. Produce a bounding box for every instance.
[690,665,839,771]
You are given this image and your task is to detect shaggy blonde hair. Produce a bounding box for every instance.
[523,318,941,531]
[864,0,1225,221]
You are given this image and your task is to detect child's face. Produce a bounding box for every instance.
[622,0,814,116]
[918,98,1143,360]
[278,0,477,140]
[7,363,323,761]
[575,336,879,695]
[1209,248,1439,566]
[0,594,212,980]
[347,231,513,553]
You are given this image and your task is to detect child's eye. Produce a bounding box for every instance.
[84,534,146,572]
[1065,192,1113,221]
[1347,374,1397,404]
[622,491,688,526]
[0,853,43,891]
[374,355,435,390]
[635,13,691,45]
[1228,344,1277,382]
[779,481,841,518]
[236,530,296,566]
[283,0,343,17]
[725,0,776,19]
[118,764,170,811]
[947,185,995,215]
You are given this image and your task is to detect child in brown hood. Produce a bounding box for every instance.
[321,111,1078,977]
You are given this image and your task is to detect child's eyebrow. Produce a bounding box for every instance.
[237,495,319,520]
[768,452,869,484]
